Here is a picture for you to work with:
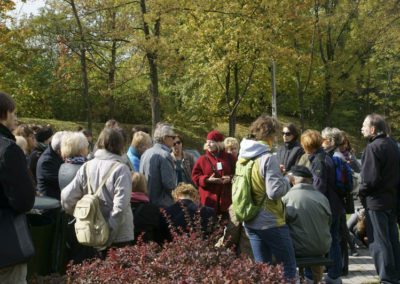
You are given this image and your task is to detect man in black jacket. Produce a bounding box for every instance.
[36,131,65,200]
[359,113,400,284]
[0,92,35,283]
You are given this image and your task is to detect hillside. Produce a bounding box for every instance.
[18,116,368,156]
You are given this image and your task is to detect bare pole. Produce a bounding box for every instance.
[271,57,278,147]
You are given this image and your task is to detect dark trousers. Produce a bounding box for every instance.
[366,209,400,284]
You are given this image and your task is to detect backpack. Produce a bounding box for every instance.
[232,158,267,222]
[73,162,120,247]
[332,156,353,197]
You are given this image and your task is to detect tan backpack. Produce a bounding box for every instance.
[73,162,120,247]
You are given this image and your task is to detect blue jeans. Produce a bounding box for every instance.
[245,225,297,280]
[366,209,400,284]
[327,215,342,279]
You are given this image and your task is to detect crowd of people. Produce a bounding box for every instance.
[1,90,400,284]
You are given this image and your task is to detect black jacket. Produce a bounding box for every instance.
[309,148,344,216]
[36,144,64,200]
[131,201,162,244]
[29,144,47,181]
[160,199,216,241]
[0,124,35,212]
[359,134,400,211]
[276,141,304,172]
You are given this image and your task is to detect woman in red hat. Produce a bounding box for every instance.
[191,130,237,218]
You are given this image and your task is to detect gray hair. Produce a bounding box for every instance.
[365,113,387,136]
[321,127,342,147]
[51,131,70,152]
[61,132,89,158]
[153,122,174,143]
[293,176,313,185]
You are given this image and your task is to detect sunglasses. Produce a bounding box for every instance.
[282,132,292,136]
[173,141,182,146]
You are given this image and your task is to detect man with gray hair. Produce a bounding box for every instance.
[283,166,332,283]
[140,122,177,207]
[36,131,68,199]
[359,113,400,283]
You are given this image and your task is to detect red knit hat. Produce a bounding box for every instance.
[206,130,224,142]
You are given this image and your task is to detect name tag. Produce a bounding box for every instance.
[216,162,223,170]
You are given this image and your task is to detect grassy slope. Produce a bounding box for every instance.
[19,115,367,154]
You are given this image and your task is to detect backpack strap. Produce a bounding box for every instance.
[86,162,121,196]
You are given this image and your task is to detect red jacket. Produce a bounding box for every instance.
[192,150,236,213]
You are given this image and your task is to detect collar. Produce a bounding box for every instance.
[160,143,172,153]
[308,147,324,162]
[369,133,386,143]
[284,140,297,149]
[128,145,141,158]
[131,192,150,203]
[291,183,316,191]
[0,123,15,141]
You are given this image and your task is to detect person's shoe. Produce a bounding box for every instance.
[350,248,359,256]
[322,275,342,284]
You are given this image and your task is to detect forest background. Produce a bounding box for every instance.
[1,0,400,153]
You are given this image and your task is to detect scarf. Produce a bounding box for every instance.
[64,156,87,164]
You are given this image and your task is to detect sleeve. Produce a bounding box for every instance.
[358,145,380,197]
[107,165,133,241]
[192,157,209,188]
[261,155,290,200]
[1,144,35,213]
[160,155,176,193]
[349,154,361,173]
[310,158,328,197]
[60,166,85,215]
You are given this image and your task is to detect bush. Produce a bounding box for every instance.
[40,208,293,283]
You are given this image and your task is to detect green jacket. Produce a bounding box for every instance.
[282,183,332,257]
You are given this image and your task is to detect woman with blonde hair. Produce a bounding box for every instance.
[130,172,161,243]
[192,130,236,218]
[62,128,134,256]
[224,137,239,157]
[160,183,216,241]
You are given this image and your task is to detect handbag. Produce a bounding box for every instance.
[0,209,35,268]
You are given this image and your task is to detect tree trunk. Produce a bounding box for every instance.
[140,0,161,133]
[228,109,236,137]
[324,68,332,126]
[108,12,117,119]
[148,56,160,132]
[296,71,305,132]
[70,0,92,132]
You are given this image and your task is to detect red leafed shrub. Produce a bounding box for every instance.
[63,209,292,283]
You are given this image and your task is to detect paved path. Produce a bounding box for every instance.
[342,246,379,284]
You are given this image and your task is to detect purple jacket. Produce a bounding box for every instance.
[308,148,344,216]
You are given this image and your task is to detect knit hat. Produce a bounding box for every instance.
[35,127,53,143]
[289,165,313,178]
[206,130,224,142]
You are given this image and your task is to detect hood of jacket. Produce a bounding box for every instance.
[94,149,125,163]
[238,139,271,160]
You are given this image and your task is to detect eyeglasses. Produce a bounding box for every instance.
[282,132,292,136]
[173,141,181,146]
[166,135,177,140]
